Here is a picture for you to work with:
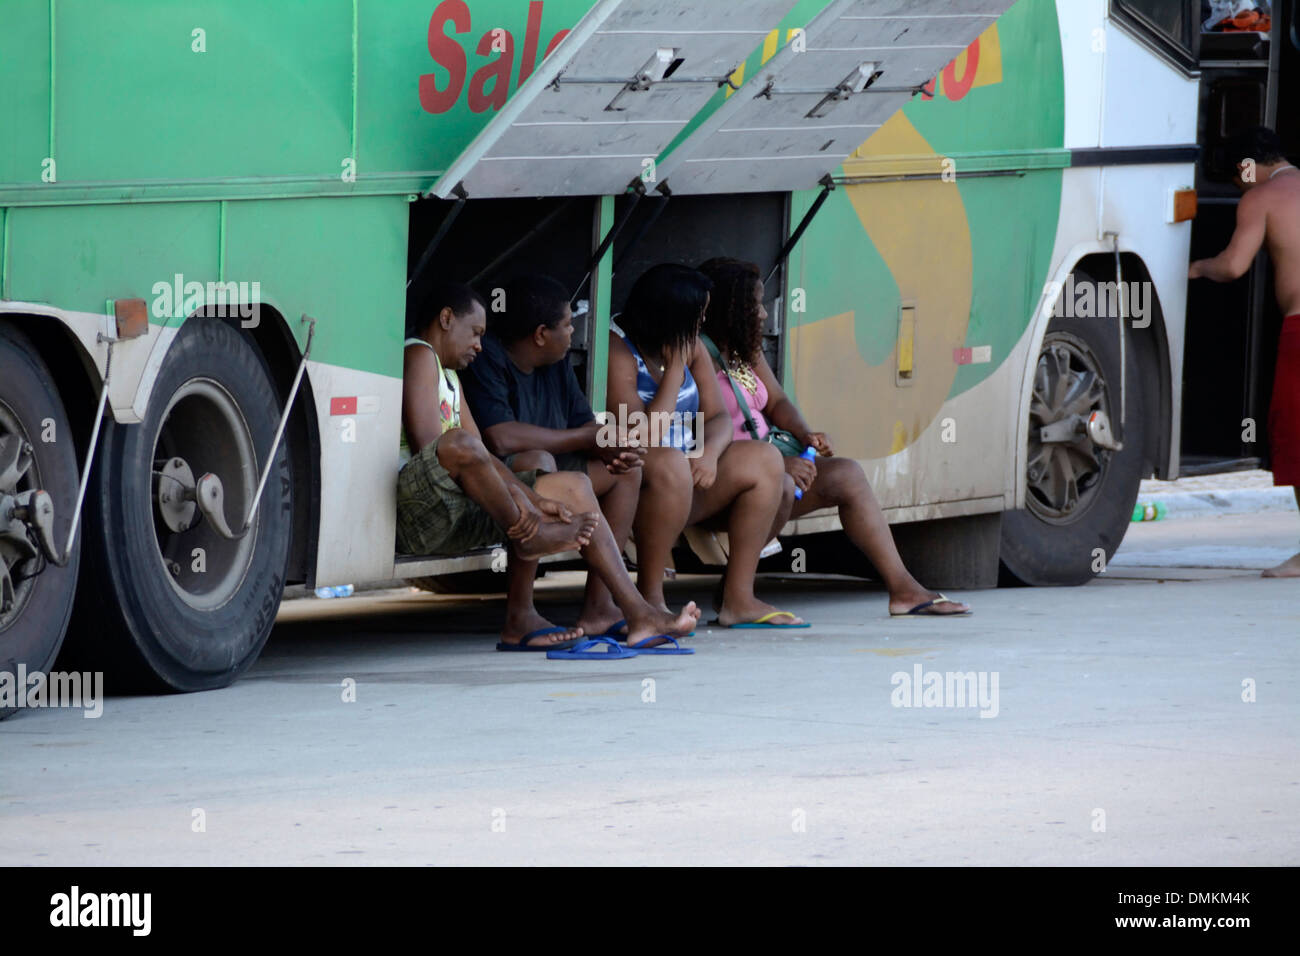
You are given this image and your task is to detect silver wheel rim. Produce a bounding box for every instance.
[1025,332,1112,524]
[0,400,39,632]
[150,379,258,610]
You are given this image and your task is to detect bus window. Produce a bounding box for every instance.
[1112,0,1200,72]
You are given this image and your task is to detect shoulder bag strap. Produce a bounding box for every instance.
[701,334,762,440]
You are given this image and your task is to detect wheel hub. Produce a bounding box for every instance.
[149,379,258,611]
[1025,333,1114,524]
[155,456,198,534]
[0,416,42,621]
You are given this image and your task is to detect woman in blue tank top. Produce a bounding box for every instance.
[608,263,808,628]
[611,320,700,453]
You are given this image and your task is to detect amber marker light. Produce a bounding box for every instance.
[112,297,150,339]
[1170,187,1197,224]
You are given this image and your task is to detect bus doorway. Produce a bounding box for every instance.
[609,192,790,379]
[1182,0,1298,476]
[407,195,602,393]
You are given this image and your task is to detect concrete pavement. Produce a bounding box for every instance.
[1,511,1297,866]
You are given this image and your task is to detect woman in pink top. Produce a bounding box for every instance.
[698,258,970,617]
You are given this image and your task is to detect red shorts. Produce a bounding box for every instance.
[1269,315,1300,486]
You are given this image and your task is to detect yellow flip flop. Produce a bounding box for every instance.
[710,610,811,629]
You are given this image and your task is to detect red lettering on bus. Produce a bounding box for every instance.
[419,0,470,114]
[518,0,544,85]
[941,38,980,101]
[419,1,572,114]
[468,29,514,112]
[544,28,569,57]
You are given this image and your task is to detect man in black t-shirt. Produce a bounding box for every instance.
[462,275,645,640]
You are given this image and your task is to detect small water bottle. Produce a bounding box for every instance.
[315,584,354,598]
[794,445,817,500]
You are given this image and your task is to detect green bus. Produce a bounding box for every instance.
[1,0,1293,694]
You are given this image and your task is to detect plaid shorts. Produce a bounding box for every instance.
[395,432,537,556]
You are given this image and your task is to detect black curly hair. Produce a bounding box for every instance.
[698,257,764,364]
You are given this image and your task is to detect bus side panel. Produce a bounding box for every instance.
[3,201,223,421]
[55,0,355,185]
[1046,0,1199,479]
[783,0,1065,516]
[223,196,408,586]
[4,194,408,587]
[1,0,598,198]
[0,0,52,187]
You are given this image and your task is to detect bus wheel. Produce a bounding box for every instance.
[0,324,80,717]
[1000,305,1144,586]
[64,317,291,692]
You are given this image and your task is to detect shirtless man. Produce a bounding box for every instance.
[396,280,699,649]
[1189,126,1300,577]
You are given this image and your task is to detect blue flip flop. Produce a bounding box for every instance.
[708,610,810,629]
[546,637,639,661]
[629,635,694,655]
[497,627,578,652]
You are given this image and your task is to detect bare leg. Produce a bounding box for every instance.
[772,473,796,540]
[1262,488,1300,577]
[497,450,582,647]
[794,457,968,614]
[535,470,699,643]
[576,462,642,634]
[690,441,804,626]
[632,447,693,611]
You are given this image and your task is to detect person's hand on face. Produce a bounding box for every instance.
[662,345,688,381]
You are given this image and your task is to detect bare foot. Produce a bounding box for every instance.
[1262,552,1300,578]
[889,590,971,616]
[716,599,804,627]
[515,511,600,560]
[576,598,626,638]
[576,617,626,637]
[625,602,701,647]
[500,609,583,648]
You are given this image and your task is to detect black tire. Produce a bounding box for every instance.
[62,316,291,692]
[0,324,81,719]
[1000,279,1144,586]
